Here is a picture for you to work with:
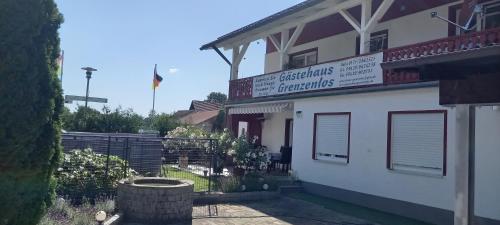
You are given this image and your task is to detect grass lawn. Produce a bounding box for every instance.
[161,166,212,192]
[287,192,434,225]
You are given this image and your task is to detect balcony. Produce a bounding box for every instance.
[229,28,500,102]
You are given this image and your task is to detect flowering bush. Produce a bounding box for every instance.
[231,135,269,171]
[166,126,208,139]
[164,126,210,152]
[210,128,233,157]
[55,149,136,203]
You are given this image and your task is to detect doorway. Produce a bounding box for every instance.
[284,119,293,148]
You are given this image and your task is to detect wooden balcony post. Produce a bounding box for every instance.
[230,43,249,80]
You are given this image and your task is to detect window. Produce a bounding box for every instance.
[387,111,447,176]
[482,0,500,30]
[289,48,318,69]
[451,0,500,34]
[313,113,351,163]
[356,30,389,55]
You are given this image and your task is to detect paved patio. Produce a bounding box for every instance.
[123,197,379,225]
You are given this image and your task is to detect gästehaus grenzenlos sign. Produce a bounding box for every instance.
[252,52,384,98]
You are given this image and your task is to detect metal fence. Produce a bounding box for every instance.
[60,132,291,201]
[60,133,219,199]
[161,138,218,193]
[62,132,162,175]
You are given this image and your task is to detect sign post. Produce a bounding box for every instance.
[81,67,98,108]
[64,95,108,104]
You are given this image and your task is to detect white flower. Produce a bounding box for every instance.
[262,184,269,190]
[251,153,256,159]
[241,185,246,191]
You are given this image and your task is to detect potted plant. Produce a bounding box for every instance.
[178,152,189,169]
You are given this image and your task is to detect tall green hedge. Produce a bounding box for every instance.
[0,0,63,224]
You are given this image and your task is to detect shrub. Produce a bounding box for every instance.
[166,126,209,139]
[64,106,144,133]
[231,136,269,170]
[55,149,136,203]
[214,174,280,193]
[38,198,114,225]
[0,0,63,224]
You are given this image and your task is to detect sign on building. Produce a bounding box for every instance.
[252,52,384,98]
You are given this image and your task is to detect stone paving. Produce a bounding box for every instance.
[122,197,379,225]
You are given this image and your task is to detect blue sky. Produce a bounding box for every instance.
[56,0,302,115]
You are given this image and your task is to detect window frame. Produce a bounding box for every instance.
[312,112,351,164]
[356,29,389,55]
[288,48,319,69]
[481,0,500,30]
[386,110,448,176]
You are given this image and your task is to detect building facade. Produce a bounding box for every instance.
[202,0,500,224]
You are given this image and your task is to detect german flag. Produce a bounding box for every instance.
[153,64,163,89]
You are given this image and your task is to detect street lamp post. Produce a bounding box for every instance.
[81,67,97,108]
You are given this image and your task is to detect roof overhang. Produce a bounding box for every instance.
[200,0,363,51]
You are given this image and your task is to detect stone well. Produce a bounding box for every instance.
[117,177,194,224]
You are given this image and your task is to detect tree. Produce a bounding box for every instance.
[103,106,144,133]
[0,0,64,224]
[212,109,226,132]
[62,106,144,134]
[206,92,227,104]
[143,111,179,136]
[65,106,102,132]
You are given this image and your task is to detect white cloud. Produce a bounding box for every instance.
[168,68,179,74]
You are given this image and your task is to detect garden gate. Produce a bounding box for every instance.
[161,138,219,193]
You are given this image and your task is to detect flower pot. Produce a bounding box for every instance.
[179,156,188,169]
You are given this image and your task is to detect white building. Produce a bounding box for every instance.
[201,1,500,224]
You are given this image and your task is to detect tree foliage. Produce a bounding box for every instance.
[212,109,226,132]
[0,0,64,224]
[206,92,228,104]
[62,106,144,134]
[150,113,179,136]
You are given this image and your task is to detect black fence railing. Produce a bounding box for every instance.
[60,133,219,198]
[60,132,294,202]
[161,138,217,193]
[62,133,162,175]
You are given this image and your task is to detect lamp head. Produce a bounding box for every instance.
[430,12,437,18]
[81,67,97,72]
[81,67,97,77]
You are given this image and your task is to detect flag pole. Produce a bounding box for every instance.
[153,85,156,113]
[152,64,157,113]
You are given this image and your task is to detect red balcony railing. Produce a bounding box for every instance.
[229,77,253,101]
[384,28,500,62]
[229,28,500,101]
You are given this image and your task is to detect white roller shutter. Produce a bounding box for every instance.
[390,112,446,175]
[314,114,350,163]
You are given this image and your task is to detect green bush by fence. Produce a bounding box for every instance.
[56,149,136,204]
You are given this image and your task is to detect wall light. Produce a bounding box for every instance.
[296,110,303,118]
